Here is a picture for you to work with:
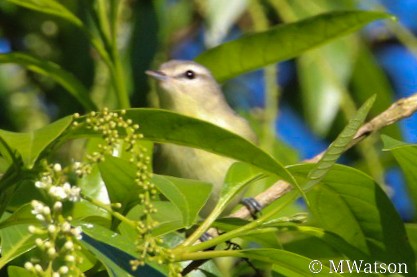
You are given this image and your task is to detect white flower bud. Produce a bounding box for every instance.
[24,262,33,270]
[64,240,74,250]
[48,224,57,233]
[59,266,69,274]
[53,163,62,172]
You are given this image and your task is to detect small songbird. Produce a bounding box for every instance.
[146,60,257,216]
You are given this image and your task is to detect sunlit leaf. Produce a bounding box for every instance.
[68,109,298,190]
[153,175,212,226]
[79,223,165,277]
[119,201,184,238]
[99,156,211,226]
[8,266,36,277]
[0,116,73,168]
[98,156,139,213]
[0,224,39,269]
[290,163,416,274]
[382,135,417,212]
[0,204,36,230]
[6,0,83,27]
[298,37,357,135]
[216,162,264,213]
[305,95,375,191]
[204,0,249,46]
[0,53,96,111]
[196,11,391,82]
[351,45,401,138]
[405,224,417,259]
[239,248,342,276]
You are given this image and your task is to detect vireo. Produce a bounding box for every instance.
[146,60,256,216]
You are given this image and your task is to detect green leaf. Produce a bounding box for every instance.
[351,45,401,138]
[305,95,375,191]
[195,10,391,82]
[0,53,96,111]
[78,222,165,277]
[99,155,211,226]
[98,156,139,214]
[72,201,111,226]
[271,225,372,262]
[8,266,36,277]
[382,135,417,213]
[0,204,36,230]
[405,223,417,263]
[6,0,83,27]
[239,248,342,276]
[298,37,357,135]
[0,116,73,168]
[153,175,212,226]
[69,109,298,190]
[0,224,39,269]
[119,201,184,238]
[217,162,265,213]
[290,163,416,274]
[204,0,249,46]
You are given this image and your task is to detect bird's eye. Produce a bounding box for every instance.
[184,70,196,80]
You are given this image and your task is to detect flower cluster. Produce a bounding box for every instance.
[72,109,178,274]
[26,163,83,277]
[72,108,142,177]
[129,148,182,275]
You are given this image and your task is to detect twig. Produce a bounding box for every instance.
[231,92,417,219]
[186,93,417,276]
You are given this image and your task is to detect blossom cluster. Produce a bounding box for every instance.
[71,109,142,177]
[26,163,83,277]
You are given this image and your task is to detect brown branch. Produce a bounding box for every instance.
[230,92,417,219]
[186,94,417,275]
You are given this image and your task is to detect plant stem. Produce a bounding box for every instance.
[82,194,136,228]
[249,0,280,152]
[175,249,244,262]
[174,191,298,254]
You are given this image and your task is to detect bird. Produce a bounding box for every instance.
[146,60,257,216]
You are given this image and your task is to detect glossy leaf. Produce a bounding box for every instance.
[98,156,139,214]
[305,95,375,191]
[0,53,96,111]
[204,0,249,46]
[0,204,36,230]
[0,116,73,168]
[382,135,417,211]
[240,248,341,276]
[351,45,401,138]
[8,266,36,277]
[195,11,391,82]
[298,37,357,135]
[6,0,83,27]
[72,201,111,226]
[119,201,184,238]
[0,224,39,269]
[276,225,372,262]
[290,163,416,274]
[79,223,165,277]
[98,155,212,225]
[153,175,212,226]
[405,224,417,259]
[69,109,297,188]
[217,162,265,213]
[194,162,265,236]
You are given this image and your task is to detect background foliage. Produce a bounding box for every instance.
[0,0,417,276]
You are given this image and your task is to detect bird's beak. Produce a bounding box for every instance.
[145,70,168,81]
